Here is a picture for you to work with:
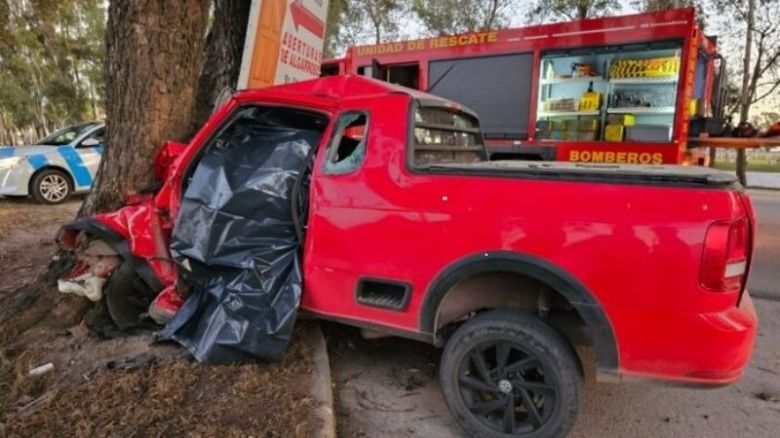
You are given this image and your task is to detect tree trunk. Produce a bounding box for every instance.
[89,81,98,121]
[578,4,589,20]
[484,0,499,30]
[0,115,6,145]
[736,0,756,186]
[79,0,210,217]
[190,0,250,132]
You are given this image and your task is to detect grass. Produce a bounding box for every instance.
[713,160,780,173]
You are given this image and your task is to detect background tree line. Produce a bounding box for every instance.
[0,0,105,145]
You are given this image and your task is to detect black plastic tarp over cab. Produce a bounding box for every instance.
[162,106,326,363]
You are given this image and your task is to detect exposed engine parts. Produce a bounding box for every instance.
[57,237,120,302]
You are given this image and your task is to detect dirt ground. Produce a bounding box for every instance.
[0,197,78,297]
[0,197,321,437]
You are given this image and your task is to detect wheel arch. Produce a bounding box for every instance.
[29,165,75,192]
[419,251,620,380]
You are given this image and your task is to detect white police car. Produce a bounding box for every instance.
[0,122,104,204]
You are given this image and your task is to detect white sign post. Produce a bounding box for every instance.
[238,0,329,90]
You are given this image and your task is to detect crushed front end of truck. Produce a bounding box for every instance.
[57,98,328,363]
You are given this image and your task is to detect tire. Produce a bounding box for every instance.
[31,168,71,204]
[439,310,582,438]
[105,263,158,331]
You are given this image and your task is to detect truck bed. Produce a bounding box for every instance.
[428,160,739,188]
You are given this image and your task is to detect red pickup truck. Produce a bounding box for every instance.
[59,76,757,437]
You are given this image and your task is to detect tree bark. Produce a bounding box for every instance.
[79,0,210,217]
[736,0,756,186]
[190,0,250,132]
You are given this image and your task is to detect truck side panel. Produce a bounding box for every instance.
[302,93,755,383]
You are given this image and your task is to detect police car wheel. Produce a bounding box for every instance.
[31,169,71,204]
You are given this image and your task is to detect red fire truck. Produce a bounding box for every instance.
[322,8,726,165]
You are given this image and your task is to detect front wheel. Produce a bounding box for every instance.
[439,310,582,438]
[31,169,71,204]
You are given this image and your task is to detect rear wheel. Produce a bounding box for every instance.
[31,169,71,204]
[440,310,582,438]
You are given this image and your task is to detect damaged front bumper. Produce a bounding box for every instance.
[57,204,179,329]
[56,106,321,363]
[57,239,121,302]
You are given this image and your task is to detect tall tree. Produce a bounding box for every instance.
[80,0,210,216]
[324,0,347,57]
[529,0,620,22]
[632,0,695,9]
[412,0,519,35]
[0,0,106,144]
[632,0,706,28]
[332,0,402,47]
[360,0,400,43]
[712,0,780,184]
[736,0,756,186]
[190,0,250,131]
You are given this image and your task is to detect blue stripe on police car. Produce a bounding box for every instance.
[27,154,49,170]
[57,146,93,186]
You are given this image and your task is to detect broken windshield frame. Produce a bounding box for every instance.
[180,104,330,194]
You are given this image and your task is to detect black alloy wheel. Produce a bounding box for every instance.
[440,310,582,438]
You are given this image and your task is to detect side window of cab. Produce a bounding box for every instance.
[323,112,369,174]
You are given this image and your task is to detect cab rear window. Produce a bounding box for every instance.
[411,105,485,167]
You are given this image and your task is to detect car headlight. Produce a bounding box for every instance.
[0,156,24,170]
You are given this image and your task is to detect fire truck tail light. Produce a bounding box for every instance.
[700,217,750,292]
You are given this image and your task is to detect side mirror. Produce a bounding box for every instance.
[80,137,101,147]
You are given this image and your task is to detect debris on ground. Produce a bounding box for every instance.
[3,326,320,437]
[57,239,120,302]
[27,362,54,376]
[1,316,322,437]
[755,391,780,403]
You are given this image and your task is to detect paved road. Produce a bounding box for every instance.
[749,189,780,300]
[327,189,780,437]
[747,172,780,190]
[328,305,780,438]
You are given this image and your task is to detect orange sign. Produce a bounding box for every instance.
[238,0,329,89]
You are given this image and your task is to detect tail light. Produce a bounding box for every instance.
[700,217,750,292]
